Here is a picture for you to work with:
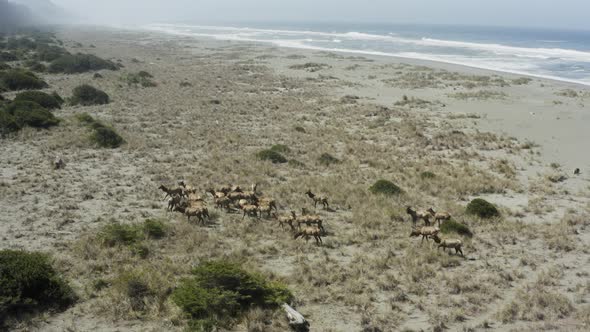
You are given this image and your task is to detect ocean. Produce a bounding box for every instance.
[145,22,590,86]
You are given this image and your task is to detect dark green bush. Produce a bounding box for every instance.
[75,112,97,125]
[0,69,48,91]
[4,101,59,128]
[122,72,157,87]
[294,126,306,133]
[466,198,499,218]
[70,84,109,106]
[369,179,403,196]
[14,91,62,110]
[270,144,290,153]
[48,53,117,74]
[35,46,69,62]
[0,250,76,322]
[0,62,10,70]
[0,109,20,136]
[25,61,47,73]
[143,219,166,239]
[98,223,142,247]
[0,51,18,61]
[420,171,436,180]
[257,149,287,164]
[441,220,473,237]
[318,153,340,166]
[173,261,292,331]
[91,125,124,148]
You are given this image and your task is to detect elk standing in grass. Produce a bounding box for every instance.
[159,184,186,199]
[305,190,329,209]
[410,226,440,243]
[294,226,323,245]
[406,206,432,226]
[432,234,464,257]
[427,208,452,227]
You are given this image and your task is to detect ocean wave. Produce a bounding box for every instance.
[144,24,590,86]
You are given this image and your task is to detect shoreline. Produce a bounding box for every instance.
[139,24,590,88]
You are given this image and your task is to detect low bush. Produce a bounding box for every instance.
[0,51,18,61]
[0,62,10,70]
[98,223,142,247]
[369,179,402,196]
[441,220,473,237]
[0,69,48,91]
[420,171,436,180]
[91,125,125,148]
[0,109,20,136]
[25,61,47,73]
[294,126,306,133]
[35,46,69,62]
[122,71,157,87]
[318,153,340,166]
[70,84,109,106]
[3,101,59,129]
[270,144,290,153]
[48,53,118,74]
[172,260,292,331]
[14,91,62,110]
[257,149,287,164]
[0,250,76,322]
[466,198,499,218]
[143,219,166,239]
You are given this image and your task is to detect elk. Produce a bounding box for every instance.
[305,190,329,209]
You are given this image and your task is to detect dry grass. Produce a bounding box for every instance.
[1,28,589,332]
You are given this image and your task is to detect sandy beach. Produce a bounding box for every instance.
[1,26,589,331]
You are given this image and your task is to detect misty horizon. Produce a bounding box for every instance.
[48,0,590,31]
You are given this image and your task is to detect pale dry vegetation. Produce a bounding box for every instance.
[1,28,589,332]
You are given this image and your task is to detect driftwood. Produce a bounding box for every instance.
[282,303,309,331]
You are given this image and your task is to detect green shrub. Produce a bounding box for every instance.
[91,126,124,148]
[14,91,62,110]
[257,149,287,164]
[0,62,10,70]
[122,71,157,87]
[0,250,76,321]
[70,84,109,106]
[75,112,97,126]
[369,179,402,196]
[25,61,47,73]
[48,53,117,74]
[0,109,20,136]
[4,101,59,129]
[441,220,473,237]
[466,198,499,218]
[318,153,340,166]
[0,69,48,91]
[270,144,290,153]
[420,171,436,180]
[172,261,292,331]
[35,46,69,62]
[98,223,142,247]
[294,126,306,133]
[0,51,18,61]
[143,219,166,239]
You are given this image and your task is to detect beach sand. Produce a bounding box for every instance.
[1,26,589,331]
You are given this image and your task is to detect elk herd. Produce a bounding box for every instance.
[158,181,328,245]
[157,181,465,255]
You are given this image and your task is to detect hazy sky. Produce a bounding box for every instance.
[51,0,590,29]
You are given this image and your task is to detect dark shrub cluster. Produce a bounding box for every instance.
[25,60,47,73]
[48,53,117,74]
[122,71,157,87]
[0,250,76,323]
[318,153,340,166]
[0,101,59,136]
[173,261,292,331]
[70,84,109,106]
[441,220,473,237]
[76,113,124,148]
[270,144,290,154]
[420,171,436,180]
[466,198,499,218]
[14,91,63,110]
[369,179,403,196]
[0,69,48,91]
[257,149,287,164]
